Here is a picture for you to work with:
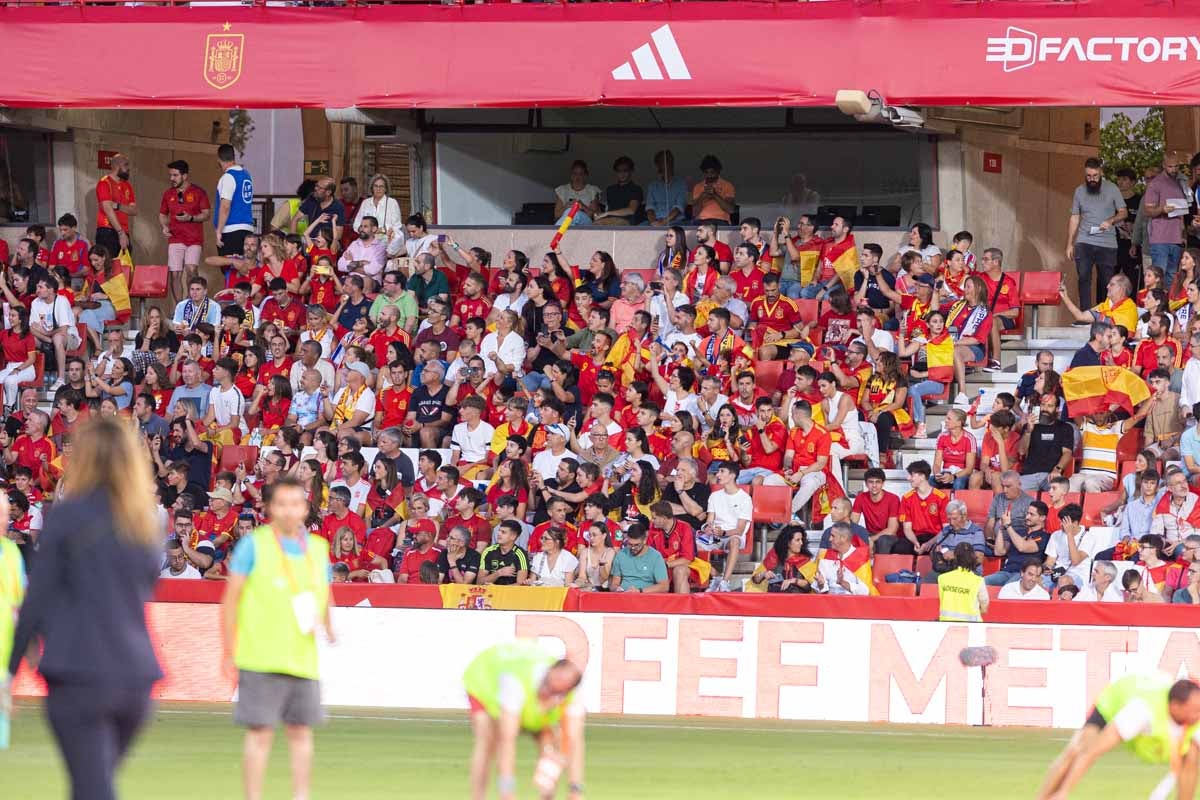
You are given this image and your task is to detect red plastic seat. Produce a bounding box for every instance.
[622,267,656,286]
[981,556,1001,576]
[1116,427,1144,464]
[751,484,792,526]
[953,489,993,526]
[754,360,785,394]
[1018,271,1062,339]
[218,444,259,475]
[794,298,821,326]
[877,583,918,597]
[1081,491,1120,527]
[871,553,914,580]
[130,264,169,299]
[66,322,89,359]
[18,351,44,391]
[1119,460,1139,480]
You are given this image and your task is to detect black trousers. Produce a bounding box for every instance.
[45,682,153,800]
[875,411,897,454]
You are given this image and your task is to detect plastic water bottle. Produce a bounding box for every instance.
[248,428,263,448]
[967,388,986,415]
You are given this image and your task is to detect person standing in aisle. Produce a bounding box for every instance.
[214,143,256,257]
[95,153,136,258]
[6,418,162,800]
[221,475,334,800]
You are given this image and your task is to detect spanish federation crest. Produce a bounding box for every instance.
[204,30,244,90]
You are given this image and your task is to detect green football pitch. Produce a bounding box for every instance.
[0,701,1170,798]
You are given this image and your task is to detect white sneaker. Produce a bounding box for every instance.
[953,392,969,406]
[710,578,730,593]
[48,379,64,392]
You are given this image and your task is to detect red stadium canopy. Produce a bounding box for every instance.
[4,0,1200,108]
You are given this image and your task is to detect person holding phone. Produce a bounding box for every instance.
[691,154,736,224]
[159,160,211,307]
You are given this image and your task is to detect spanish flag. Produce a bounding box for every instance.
[926,331,955,384]
[440,584,568,611]
[1062,365,1149,418]
[606,331,653,386]
[791,236,825,285]
[100,271,132,326]
[819,234,859,290]
[814,541,878,596]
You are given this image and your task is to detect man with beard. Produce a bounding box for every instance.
[159,160,212,305]
[337,215,386,292]
[95,153,136,257]
[1066,156,1127,308]
[1018,392,1076,493]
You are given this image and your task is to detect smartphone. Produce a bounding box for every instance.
[649,281,663,292]
[437,234,447,243]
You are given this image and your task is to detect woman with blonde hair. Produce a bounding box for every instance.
[7,416,162,799]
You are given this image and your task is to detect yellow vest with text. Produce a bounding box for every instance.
[0,538,24,672]
[937,567,984,623]
[235,526,330,680]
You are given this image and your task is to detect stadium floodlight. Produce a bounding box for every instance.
[835,89,925,131]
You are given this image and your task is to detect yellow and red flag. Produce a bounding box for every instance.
[100,271,132,326]
[925,331,955,384]
[813,541,878,596]
[1062,365,1149,417]
[819,234,859,290]
[439,584,568,611]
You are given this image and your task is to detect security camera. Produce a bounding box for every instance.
[835,89,925,131]
[883,105,926,130]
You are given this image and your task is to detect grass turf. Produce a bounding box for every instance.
[0,701,1169,798]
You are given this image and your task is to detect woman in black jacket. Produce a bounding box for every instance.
[7,416,162,800]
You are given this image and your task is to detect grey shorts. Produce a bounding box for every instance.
[235,670,324,728]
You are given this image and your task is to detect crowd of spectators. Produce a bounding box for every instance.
[5,146,1200,606]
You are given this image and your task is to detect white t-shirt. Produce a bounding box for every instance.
[332,385,377,424]
[530,550,579,587]
[451,421,496,465]
[30,295,76,334]
[532,448,570,482]
[997,581,1051,600]
[1074,582,1124,602]
[331,478,372,516]
[160,564,202,580]
[493,293,529,316]
[555,183,602,208]
[1045,527,1105,588]
[207,384,244,427]
[217,171,255,233]
[707,488,752,537]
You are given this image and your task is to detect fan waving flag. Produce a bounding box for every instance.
[1061,366,1149,418]
[925,331,955,384]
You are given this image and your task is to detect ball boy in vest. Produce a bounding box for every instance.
[221,476,334,800]
[1037,674,1200,800]
[462,640,585,800]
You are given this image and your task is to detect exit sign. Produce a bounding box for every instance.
[983,152,1003,174]
[304,159,330,176]
[98,149,118,169]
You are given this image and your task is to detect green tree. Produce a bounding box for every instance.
[1099,108,1163,181]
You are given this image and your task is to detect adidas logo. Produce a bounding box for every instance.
[611,24,692,81]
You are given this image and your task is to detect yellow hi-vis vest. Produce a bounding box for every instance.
[937,567,984,623]
[0,538,24,672]
[234,526,330,680]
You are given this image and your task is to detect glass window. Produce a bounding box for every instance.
[0,129,52,224]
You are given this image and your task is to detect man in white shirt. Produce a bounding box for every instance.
[812,523,871,596]
[161,540,202,579]
[1073,560,1124,602]
[692,376,729,436]
[290,340,336,395]
[704,461,752,592]
[1044,503,1106,590]
[30,274,78,391]
[451,396,496,480]
[92,328,126,380]
[330,451,372,517]
[326,361,376,443]
[203,358,244,434]
[997,560,1052,600]
[1181,331,1200,417]
[532,424,571,482]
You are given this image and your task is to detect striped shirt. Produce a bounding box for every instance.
[1079,419,1124,476]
